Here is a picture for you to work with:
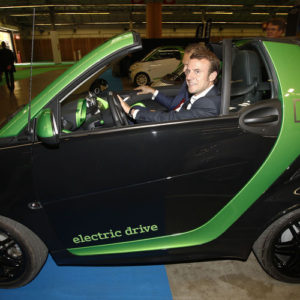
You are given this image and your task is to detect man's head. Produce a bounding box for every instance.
[182,43,207,72]
[266,18,285,38]
[185,48,220,96]
[1,41,6,48]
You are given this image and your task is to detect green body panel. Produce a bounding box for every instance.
[75,99,87,127]
[36,109,54,138]
[0,31,135,138]
[68,41,300,256]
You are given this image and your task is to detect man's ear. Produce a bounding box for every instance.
[209,71,217,83]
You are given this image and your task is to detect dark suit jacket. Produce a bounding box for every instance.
[155,81,190,111]
[135,85,220,122]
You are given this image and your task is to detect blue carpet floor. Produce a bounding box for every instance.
[1,256,172,300]
[1,67,172,299]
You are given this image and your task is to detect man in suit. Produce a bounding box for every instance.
[118,47,220,122]
[134,43,206,111]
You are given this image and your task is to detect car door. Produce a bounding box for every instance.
[31,39,282,260]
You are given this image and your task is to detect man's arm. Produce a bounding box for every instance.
[135,95,220,122]
[135,83,188,111]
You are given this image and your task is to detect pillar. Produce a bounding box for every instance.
[50,31,62,64]
[146,1,162,38]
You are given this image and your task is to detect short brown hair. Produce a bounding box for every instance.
[184,43,208,55]
[267,18,286,32]
[190,48,220,76]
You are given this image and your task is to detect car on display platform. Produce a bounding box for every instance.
[129,45,183,86]
[1,31,300,289]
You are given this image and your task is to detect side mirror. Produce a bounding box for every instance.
[36,109,59,145]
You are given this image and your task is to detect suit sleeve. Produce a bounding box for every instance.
[136,95,220,122]
[155,82,187,110]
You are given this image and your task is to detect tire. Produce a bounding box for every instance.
[134,72,150,86]
[253,209,300,283]
[0,216,48,289]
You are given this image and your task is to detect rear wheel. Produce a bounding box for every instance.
[253,209,300,283]
[0,216,48,289]
[134,72,150,86]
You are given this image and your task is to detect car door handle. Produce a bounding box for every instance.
[243,114,278,124]
[238,99,282,137]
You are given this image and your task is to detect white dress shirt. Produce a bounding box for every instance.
[184,85,215,110]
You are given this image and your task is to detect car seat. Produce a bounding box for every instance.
[230,49,263,107]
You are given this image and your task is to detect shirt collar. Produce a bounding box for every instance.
[190,85,214,103]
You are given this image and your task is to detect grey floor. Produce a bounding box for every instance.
[166,253,300,299]
[2,66,300,299]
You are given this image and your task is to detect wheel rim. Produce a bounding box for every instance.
[0,230,25,283]
[136,74,148,86]
[272,219,300,278]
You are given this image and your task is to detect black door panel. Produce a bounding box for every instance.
[33,117,276,249]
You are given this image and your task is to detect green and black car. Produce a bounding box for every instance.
[1,31,300,288]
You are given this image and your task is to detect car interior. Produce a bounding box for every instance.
[60,41,274,134]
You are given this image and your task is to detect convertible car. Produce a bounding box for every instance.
[1,31,300,289]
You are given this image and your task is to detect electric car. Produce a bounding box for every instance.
[1,31,300,289]
[129,45,183,86]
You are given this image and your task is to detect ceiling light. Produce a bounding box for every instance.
[36,23,76,26]
[10,13,48,16]
[251,13,270,15]
[254,5,293,8]
[57,12,110,15]
[0,5,81,9]
[164,4,243,7]
[205,12,233,15]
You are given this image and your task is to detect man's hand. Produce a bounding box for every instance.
[134,85,155,95]
[117,94,131,114]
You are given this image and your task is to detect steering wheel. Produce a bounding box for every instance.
[107,91,129,126]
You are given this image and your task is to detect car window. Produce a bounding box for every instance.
[149,50,180,61]
[60,67,115,134]
[229,45,272,112]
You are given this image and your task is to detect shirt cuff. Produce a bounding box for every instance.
[132,109,139,119]
[152,90,159,100]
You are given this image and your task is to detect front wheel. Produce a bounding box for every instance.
[134,72,150,86]
[0,216,48,289]
[253,209,300,283]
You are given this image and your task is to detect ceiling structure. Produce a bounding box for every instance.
[0,0,299,33]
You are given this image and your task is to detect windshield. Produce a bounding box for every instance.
[173,63,184,75]
[141,48,158,62]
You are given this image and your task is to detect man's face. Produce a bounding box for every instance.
[185,58,217,96]
[182,52,191,72]
[266,23,283,38]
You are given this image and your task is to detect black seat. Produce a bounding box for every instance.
[230,49,263,106]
